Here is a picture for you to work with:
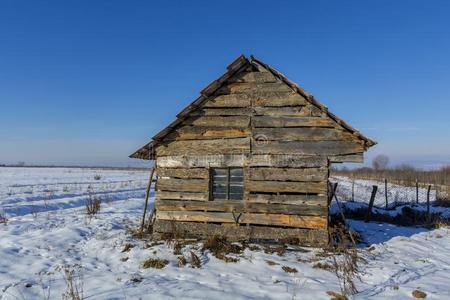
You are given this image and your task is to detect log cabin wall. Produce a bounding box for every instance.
[150,62,368,246]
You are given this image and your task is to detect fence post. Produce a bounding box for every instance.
[351,179,355,202]
[427,185,431,222]
[384,178,388,209]
[365,185,378,222]
[416,179,419,204]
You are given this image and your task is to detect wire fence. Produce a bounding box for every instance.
[330,176,449,210]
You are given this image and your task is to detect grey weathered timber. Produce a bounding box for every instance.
[253,105,322,117]
[157,178,209,193]
[253,127,355,141]
[245,193,327,205]
[157,154,247,168]
[165,126,250,141]
[249,167,327,182]
[252,140,365,155]
[217,82,293,94]
[226,71,278,83]
[156,137,250,156]
[183,116,250,127]
[156,210,328,229]
[152,220,329,246]
[252,116,336,128]
[248,155,327,168]
[155,199,327,216]
[157,167,209,179]
[246,180,327,194]
[328,153,364,163]
[190,108,253,116]
[156,191,209,201]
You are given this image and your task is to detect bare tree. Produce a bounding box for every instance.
[372,154,389,170]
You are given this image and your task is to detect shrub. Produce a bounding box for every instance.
[85,191,101,216]
[142,258,169,269]
[94,175,101,180]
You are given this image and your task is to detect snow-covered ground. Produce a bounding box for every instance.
[1,168,449,299]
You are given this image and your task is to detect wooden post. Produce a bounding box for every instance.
[427,185,431,222]
[416,179,419,204]
[384,178,388,209]
[351,179,355,202]
[365,185,378,222]
[140,167,155,234]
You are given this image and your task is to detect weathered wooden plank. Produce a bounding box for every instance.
[246,193,328,205]
[227,71,278,83]
[157,154,247,168]
[157,168,209,179]
[253,92,307,107]
[249,167,327,182]
[252,116,336,128]
[329,153,364,163]
[166,126,250,141]
[253,105,322,117]
[155,199,327,216]
[157,178,208,193]
[156,191,209,201]
[246,180,327,194]
[217,82,293,94]
[204,94,251,108]
[152,220,329,246]
[156,137,250,156]
[156,211,327,229]
[183,116,250,127]
[252,140,365,155]
[253,128,354,141]
[248,155,327,168]
[190,108,253,116]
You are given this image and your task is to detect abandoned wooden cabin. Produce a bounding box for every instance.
[130,55,376,246]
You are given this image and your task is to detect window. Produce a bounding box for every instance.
[211,168,243,200]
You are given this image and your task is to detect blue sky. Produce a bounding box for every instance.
[1,0,449,167]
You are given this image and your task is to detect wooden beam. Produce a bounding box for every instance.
[156,211,327,229]
[155,199,327,216]
[246,180,327,194]
[252,116,336,128]
[152,220,329,246]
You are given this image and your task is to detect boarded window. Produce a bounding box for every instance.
[211,168,243,200]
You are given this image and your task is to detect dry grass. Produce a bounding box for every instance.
[326,291,348,300]
[412,289,427,298]
[142,258,169,269]
[202,235,243,263]
[327,225,361,297]
[282,266,298,273]
[263,245,287,256]
[60,265,84,300]
[190,251,201,268]
[177,256,187,267]
[0,209,8,225]
[121,243,134,253]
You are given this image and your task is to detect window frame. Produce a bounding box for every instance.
[209,167,244,201]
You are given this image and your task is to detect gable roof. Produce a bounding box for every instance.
[130,55,376,160]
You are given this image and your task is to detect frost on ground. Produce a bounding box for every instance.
[1,168,449,299]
